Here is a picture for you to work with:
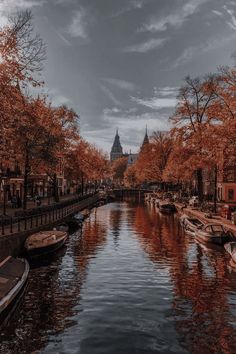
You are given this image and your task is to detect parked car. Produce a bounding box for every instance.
[219,204,236,220]
[189,196,199,207]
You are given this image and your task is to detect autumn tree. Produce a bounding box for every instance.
[170,75,218,200]
[111,157,128,185]
[124,165,138,187]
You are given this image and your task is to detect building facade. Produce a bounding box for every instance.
[110,129,123,161]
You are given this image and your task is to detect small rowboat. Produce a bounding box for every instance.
[0,257,29,327]
[224,242,236,265]
[195,224,234,245]
[179,214,204,236]
[25,230,68,259]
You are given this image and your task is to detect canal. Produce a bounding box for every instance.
[1,200,236,353]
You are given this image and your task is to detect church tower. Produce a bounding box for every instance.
[141,126,149,150]
[110,129,123,161]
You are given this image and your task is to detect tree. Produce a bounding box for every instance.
[170,75,218,200]
[111,157,128,185]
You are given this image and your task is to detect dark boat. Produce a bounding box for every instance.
[0,257,29,328]
[25,230,68,259]
[180,214,204,235]
[195,224,234,245]
[159,202,177,214]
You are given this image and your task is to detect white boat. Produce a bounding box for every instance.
[180,214,204,235]
[0,257,29,327]
[25,230,68,259]
[195,224,234,245]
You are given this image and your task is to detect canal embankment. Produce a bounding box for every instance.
[0,193,100,261]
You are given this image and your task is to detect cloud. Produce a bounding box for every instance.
[112,0,146,17]
[123,38,167,53]
[154,86,179,97]
[67,8,89,39]
[103,107,138,115]
[100,85,121,106]
[173,46,197,68]
[102,78,137,91]
[212,10,224,17]
[223,5,236,30]
[49,88,72,107]
[172,32,236,68]
[131,96,176,109]
[140,0,209,33]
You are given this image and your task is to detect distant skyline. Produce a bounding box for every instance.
[1,0,236,153]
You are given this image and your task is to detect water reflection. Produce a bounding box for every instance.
[135,204,236,353]
[1,202,236,353]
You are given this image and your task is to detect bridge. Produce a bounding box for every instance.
[112,189,152,198]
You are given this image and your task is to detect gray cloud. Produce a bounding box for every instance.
[10,0,235,153]
[101,78,137,91]
[67,7,90,39]
[140,0,210,33]
[123,38,168,53]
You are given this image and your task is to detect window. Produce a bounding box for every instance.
[228,189,234,201]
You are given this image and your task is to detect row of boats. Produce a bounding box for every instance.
[145,193,236,267]
[145,194,177,214]
[0,209,90,329]
[180,214,236,267]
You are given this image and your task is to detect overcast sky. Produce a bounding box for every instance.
[1,0,236,153]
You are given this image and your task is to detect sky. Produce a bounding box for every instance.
[1,0,236,154]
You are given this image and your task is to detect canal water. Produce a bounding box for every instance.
[1,200,236,354]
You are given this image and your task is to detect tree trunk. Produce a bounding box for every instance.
[213,165,217,214]
[52,173,59,202]
[23,149,29,210]
[196,168,203,202]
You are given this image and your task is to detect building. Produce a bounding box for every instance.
[141,126,149,150]
[127,153,138,166]
[110,128,149,163]
[110,129,123,161]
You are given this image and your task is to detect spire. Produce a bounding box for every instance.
[141,126,149,149]
[110,129,123,161]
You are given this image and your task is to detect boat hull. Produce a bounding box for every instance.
[26,236,67,259]
[195,233,231,245]
[0,258,29,328]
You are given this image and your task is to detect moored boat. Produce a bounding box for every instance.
[180,214,204,235]
[159,202,177,214]
[0,257,29,327]
[25,230,68,259]
[224,242,236,265]
[195,224,234,245]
